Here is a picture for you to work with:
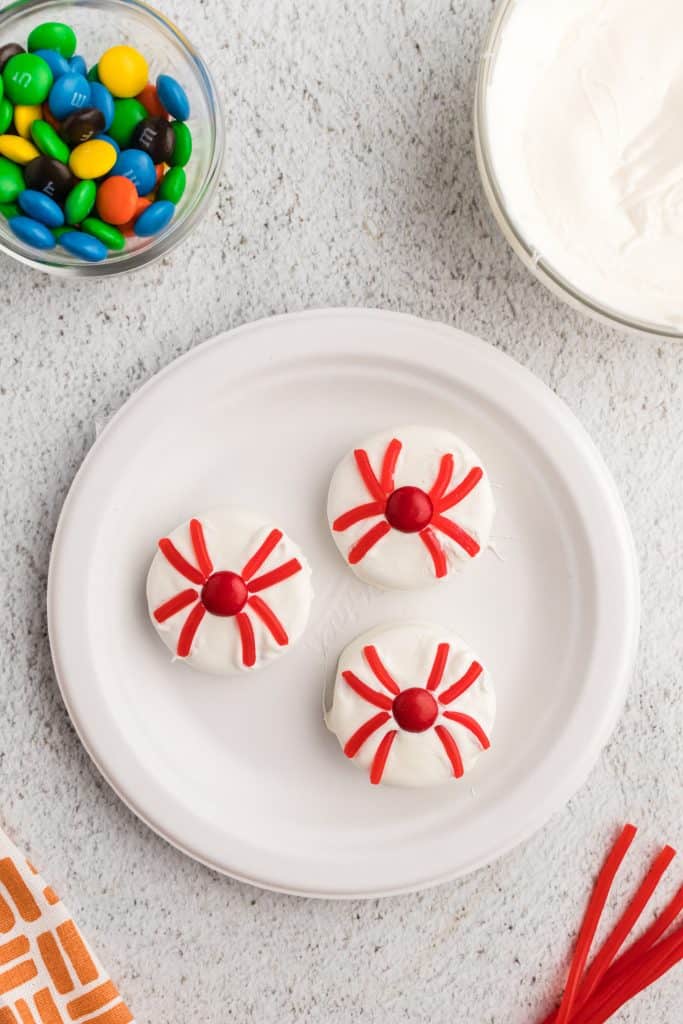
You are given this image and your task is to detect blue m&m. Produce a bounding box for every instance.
[18,188,64,227]
[134,199,174,236]
[156,74,190,122]
[48,73,91,119]
[8,214,55,248]
[112,147,156,195]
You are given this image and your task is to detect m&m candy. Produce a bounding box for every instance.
[8,214,55,248]
[0,20,195,261]
[18,188,64,228]
[156,74,190,121]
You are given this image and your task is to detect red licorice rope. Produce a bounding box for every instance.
[538,825,682,1024]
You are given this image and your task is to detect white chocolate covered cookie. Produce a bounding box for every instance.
[147,507,312,675]
[327,425,495,589]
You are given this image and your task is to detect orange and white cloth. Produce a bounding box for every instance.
[0,827,134,1024]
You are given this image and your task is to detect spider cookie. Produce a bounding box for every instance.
[327,425,495,589]
[146,507,313,675]
[325,622,495,787]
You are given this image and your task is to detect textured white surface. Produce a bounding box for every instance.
[0,1,681,1022]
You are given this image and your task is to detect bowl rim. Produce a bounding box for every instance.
[474,0,683,341]
[0,0,225,276]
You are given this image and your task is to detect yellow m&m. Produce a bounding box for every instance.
[69,139,117,179]
[13,104,42,139]
[0,135,39,165]
[98,45,148,98]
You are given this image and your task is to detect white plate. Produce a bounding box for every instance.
[48,309,639,898]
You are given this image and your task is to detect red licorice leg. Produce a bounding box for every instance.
[158,538,205,585]
[434,724,464,778]
[241,529,283,581]
[425,642,450,691]
[419,528,448,577]
[438,467,484,512]
[442,711,490,749]
[438,661,483,705]
[248,558,302,593]
[342,671,393,711]
[153,589,198,623]
[236,612,256,667]
[332,501,386,532]
[554,824,638,1024]
[189,518,213,577]
[369,730,397,785]
[176,604,206,657]
[348,521,391,564]
[363,645,400,695]
[432,514,481,558]
[344,712,391,758]
[248,595,288,646]
[380,439,402,493]
[354,449,386,501]
[429,454,454,502]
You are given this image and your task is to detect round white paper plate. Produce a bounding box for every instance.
[48,309,639,897]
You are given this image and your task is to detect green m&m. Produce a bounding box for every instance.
[27,22,77,59]
[65,179,96,224]
[158,166,186,204]
[30,119,70,163]
[169,121,192,168]
[3,53,53,105]
[0,157,25,203]
[0,97,12,135]
[109,97,147,147]
[81,216,125,250]
[0,201,19,218]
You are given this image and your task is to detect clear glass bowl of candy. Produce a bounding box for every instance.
[0,0,224,274]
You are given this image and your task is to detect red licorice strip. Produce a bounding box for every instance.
[442,711,490,749]
[577,845,676,1005]
[236,612,256,667]
[248,595,288,646]
[189,518,213,578]
[380,439,402,493]
[426,642,450,691]
[419,528,448,577]
[348,521,391,563]
[432,514,481,557]
[158,538,205,586]
[435,724,464,778]
[363,645,400,695]
[344,712,391,758]
[369,729,397,784]
[577,925,683,1024]
[241,529,283,581]
[247,558,301,593]
[570,885,683,1024]
[176,603,205,657]
[342,670,393,711]
[429,454,454,502]
[354,449,386,501]
[153,588,198,623]
[438,661,483,705]
[438,467,484,512]
[332,501,385,531]
[554,824,638,1024]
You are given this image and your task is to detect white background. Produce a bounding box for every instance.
[0,1,681,1021]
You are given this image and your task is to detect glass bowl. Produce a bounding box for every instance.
[474,0,683,340]
[0,0,224,276]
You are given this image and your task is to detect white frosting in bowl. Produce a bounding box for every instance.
[485,0,683,330]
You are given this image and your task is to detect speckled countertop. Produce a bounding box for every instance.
[0,1,681,1021]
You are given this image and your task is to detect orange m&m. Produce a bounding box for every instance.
[95,175,137,225]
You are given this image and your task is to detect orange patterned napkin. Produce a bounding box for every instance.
[0,827,134,1024]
